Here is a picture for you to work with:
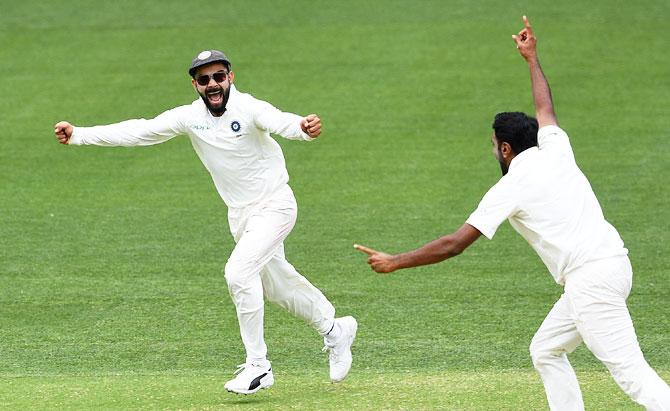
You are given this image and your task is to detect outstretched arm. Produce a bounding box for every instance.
[53,108,186,147]
[513,16,558,128]
[354,224,482,274]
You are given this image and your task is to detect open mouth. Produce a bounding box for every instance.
[206,88,224,105]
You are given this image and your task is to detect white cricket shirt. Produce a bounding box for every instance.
[466,125,628,284]
[69,85,313,209]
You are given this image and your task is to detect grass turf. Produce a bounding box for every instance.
[1,0,669,409]
[7,370,670,410]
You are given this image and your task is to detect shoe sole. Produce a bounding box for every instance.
[331,316,358,383]
[225,374,274,395]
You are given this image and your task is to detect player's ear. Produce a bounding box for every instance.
[191,78,198,91]
[501,142,513,158]
[228,71,235,84]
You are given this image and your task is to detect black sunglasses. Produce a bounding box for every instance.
[195,71,228,86]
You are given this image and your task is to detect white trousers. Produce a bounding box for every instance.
[530,256,670,410]
[224,185,336,364]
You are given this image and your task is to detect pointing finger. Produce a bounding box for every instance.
[354,244,378,256]
[523,15,533,35]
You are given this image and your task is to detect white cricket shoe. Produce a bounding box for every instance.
[323,316,358,382]
[224,362,274,394]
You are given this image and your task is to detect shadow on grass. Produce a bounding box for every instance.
[222,392,274,405]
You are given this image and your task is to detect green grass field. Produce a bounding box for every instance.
[2,0,669,409]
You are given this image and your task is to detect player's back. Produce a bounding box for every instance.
[508,125,628,283]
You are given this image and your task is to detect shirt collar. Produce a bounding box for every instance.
[227,84,239,108]
[508,146,538,172]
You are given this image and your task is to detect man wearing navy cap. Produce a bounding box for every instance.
[54,49,357,394]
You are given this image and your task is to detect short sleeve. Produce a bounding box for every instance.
[537,125,574,159]
[466,179,519,240]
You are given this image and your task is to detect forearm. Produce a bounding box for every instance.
[527,56,558,127]
[358,221,481,275]
[393,235,464,270]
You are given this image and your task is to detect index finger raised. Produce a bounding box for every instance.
[523,15,533,33]
[354,244,377,255]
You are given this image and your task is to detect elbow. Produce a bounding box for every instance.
[447,232,475,258]
[443,239,466,259]
[447,246,464,258]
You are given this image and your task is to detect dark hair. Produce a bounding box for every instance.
[492,112,538,154]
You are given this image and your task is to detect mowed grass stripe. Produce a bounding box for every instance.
[3,369,666,410]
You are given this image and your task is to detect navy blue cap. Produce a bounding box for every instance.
[188,50,231,77]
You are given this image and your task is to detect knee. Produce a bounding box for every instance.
[224,259,251,290]
[530,340,560,369]
[262,287,286,305]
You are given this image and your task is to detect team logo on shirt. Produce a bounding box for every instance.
[231,121,241,132]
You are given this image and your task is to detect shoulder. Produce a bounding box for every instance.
[150,103,197,125]
[165,99,208,120]
[164,99,208,122]
[230,85,259,105]
[537,125,575,160]
[188,99,205,112]
[538,124,568,138]
[484,174,517,199]
[157,101,201,119]
[538,125,571,147]
[151,101,207,131]
[466,175,520,239]
[234,85,276,106]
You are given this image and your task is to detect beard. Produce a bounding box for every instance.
[499,159,509,176]
[497,148,509,176]
[199,85,230,116]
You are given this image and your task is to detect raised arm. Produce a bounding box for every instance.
[354,224,482,274]
[513,16,558,128]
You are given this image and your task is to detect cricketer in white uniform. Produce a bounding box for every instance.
[54,50,358,395]
[355,17,670,410]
